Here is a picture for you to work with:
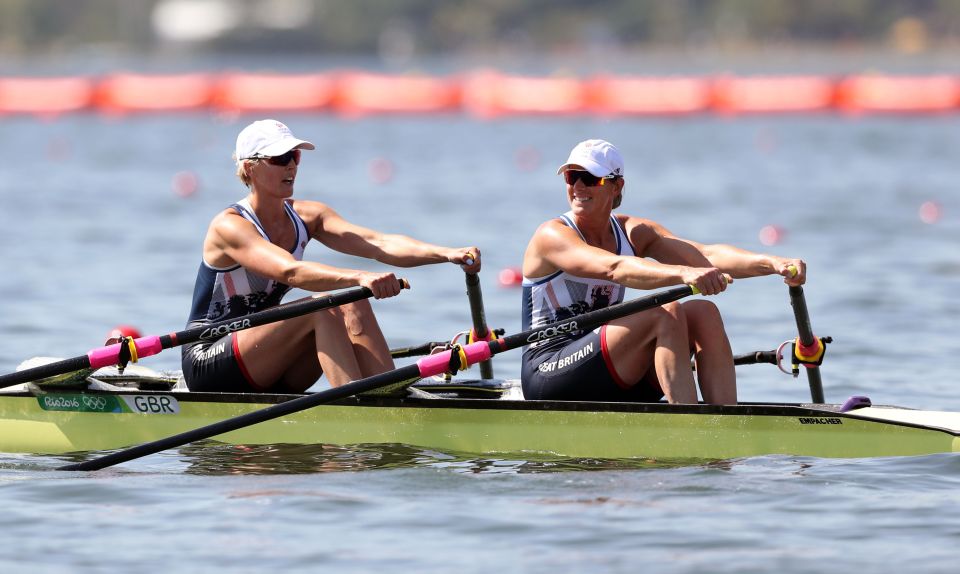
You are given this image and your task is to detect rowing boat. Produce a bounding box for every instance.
[2,371,958,459]
[3,280,957,465]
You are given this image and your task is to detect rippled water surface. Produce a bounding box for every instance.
[1,111,958,572]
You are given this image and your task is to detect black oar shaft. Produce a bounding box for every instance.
[167,284,396,348]
[497,285,696,352]
[464,272,494,379]
[0,283,398,390]
[789,285,825,403]
[60,365,423,471]
[0,356,92,387]
[389,341,446,359]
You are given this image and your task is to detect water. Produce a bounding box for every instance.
[1,112,958,572]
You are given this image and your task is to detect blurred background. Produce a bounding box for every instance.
[2,0,960,73]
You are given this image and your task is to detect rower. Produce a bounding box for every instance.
[180,119,482,394]
[520,139,807,404]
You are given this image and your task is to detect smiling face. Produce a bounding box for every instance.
[562,165,624,217]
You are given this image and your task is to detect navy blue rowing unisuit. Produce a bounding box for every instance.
[181,198,309,392]
[520,211,664,402]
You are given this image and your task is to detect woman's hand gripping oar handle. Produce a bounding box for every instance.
[786,266,826,403]
[0,280,409,390]
[464,263,494,379]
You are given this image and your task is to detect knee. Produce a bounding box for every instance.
[656,301,689,330]
[311,306,346,329]
[683,300,725,329]
[632,302,688,338]
[341,301,375,336]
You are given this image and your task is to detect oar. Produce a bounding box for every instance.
[1,281,408,390]
[692,350,778,370]
[389,341,448,358]
[59,284,699,471]
[789,284,826,403]
[464,271,494,379]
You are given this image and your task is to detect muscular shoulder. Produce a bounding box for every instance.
[523,217,585,277]
[616,214,670,255]
[288,199,334,235]
[529,218,581,249]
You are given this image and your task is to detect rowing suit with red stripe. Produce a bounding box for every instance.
[181,198,309,392]
[520,211,664,402]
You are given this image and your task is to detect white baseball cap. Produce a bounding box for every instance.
[557,139,624,178]
[235,119,315,161]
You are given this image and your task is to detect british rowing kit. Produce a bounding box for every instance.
[181,199,309,392]
[520,212,663,402]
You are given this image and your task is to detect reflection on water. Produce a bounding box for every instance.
[166,442,713,476]
[1,444,733,476]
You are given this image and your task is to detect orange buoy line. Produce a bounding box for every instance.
[333,72,462,117]
[94,73,215,114]
[587,75,711,116]
[212,73,336,114]
[0,76,95,116]
[2,72,960,117]
[462,72,587,118]
[712,76,836,114]
[836,75,960,114]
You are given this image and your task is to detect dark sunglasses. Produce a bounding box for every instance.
[563,170,618,187]
[256,149,301,166]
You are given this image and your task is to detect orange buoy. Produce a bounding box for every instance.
[463,71,586,118]
[836,75,960,114]
[758,225,785,246]
[0,76,94,117]
[94,73,214,114]
[919,201,942,224]
[108,325,143,340]
[368,157,395,184]
[712,76,836,114]
[497,267,523,287]
[333,72,462,117]
[213,73,336,113]
[587,75,711,116]
[172,171,200,198]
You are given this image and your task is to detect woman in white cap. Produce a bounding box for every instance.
[182,119,481,393]
[520,139,804,404]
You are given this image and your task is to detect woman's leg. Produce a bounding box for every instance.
[235,305,358,391]
[683,300,737,404]
[234,298,395,391]
[602,301,698,403]
[338,299,395,378]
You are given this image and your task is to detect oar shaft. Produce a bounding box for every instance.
[0,356,91,388]
[415,285,698,379]
[789,285,825,403]
[1,283,401,390]
[464,272,494,379]
[60,365,424,471]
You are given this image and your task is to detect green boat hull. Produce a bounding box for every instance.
[1,388,958,459]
